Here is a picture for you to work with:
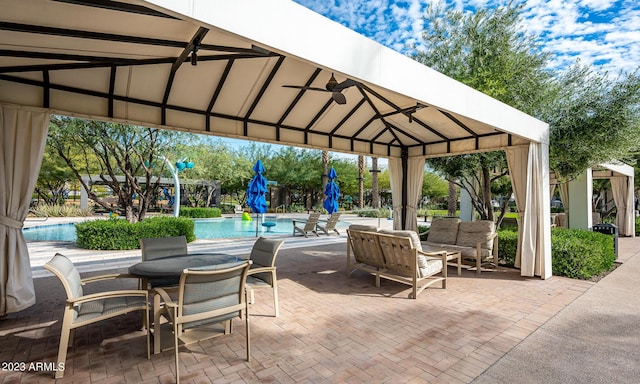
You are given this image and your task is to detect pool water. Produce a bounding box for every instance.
[23,216,349,241]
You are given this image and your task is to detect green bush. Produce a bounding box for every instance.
[551,228,615,279]
[356,208,391,218]
[179,207,221,218]
[636,216,640,236]
[76,216,195,250]
[496,227,615,279]
[497,228,518,267]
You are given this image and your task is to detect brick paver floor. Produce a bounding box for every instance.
[1,240,594,383]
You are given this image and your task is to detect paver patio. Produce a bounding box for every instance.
[1,231,601,384]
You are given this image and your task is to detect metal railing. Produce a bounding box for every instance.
[275,204,286,215]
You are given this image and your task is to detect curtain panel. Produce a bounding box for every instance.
[0,104,49,315]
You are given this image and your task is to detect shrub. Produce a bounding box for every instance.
[497,228,518,267]
[33,204,93,217]
[551,228,615,279]
[636,216,640,236]
[76,216,195,250]
[179,207,221,218]
[356,208,391,218]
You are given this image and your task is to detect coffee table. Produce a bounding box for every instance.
[422,245,462,276]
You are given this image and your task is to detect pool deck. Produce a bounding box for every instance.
[5,214,639,383]
[24,213,393,277]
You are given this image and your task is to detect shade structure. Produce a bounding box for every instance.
[0,0,555,313]
[247,160,268,236]
[323,167,340,214]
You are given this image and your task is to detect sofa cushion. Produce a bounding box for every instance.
[379,229,422,251]
[427,217,460,245]
[456,220,495,250]
[348,224,379,232]
[418,259,443,277]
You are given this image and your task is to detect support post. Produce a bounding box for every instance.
[401,147,408,230]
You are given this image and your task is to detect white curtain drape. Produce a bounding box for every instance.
[388,157,403,229]
[611,177,635,237]
[388,157,425,231]
[506,142,552,278]
[405,157,425,232]
[0,105,50,315]
[506,145,528,269]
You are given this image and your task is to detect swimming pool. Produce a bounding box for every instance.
[22,217,350,241]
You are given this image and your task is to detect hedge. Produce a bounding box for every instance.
[550,228,615,279]
[421,225,615,279]
[497,227,615,279]
[497,228,518,267]
[76,216,195,250]
[179,207,221,218]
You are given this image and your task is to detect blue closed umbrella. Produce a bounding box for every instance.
[323,167,340,214]
[246,160,268,235]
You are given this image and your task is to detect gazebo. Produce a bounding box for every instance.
[0,0,551,316]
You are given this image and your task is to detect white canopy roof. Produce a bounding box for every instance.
[0,0,548,158]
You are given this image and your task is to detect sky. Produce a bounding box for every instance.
[222,0,639,164]
[292,0,640,76]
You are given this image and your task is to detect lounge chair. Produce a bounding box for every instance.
[292,212,320,237]
[234,204,244,215]
[316,212,341,235]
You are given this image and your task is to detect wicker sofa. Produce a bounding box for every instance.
[422,217,498,275]
[346,225,448,299]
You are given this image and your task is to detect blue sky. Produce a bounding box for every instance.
[293,0,640,76]
[220,0,638,163]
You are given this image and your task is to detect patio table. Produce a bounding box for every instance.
[129,253,241,279]
[129,252,244,354]
[422,245,462,276]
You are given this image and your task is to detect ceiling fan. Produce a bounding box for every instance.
[283,73,358,105]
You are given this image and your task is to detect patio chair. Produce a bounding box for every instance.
[316,212,342,235]
[292,212,321,237]
[152,261,252,384]
[140,235,188,261]
[245,237,284,317]
[44,253,150,379]
[140,236,188,289]
[234,204,244,215]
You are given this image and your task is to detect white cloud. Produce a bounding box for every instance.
[294,0,639,76]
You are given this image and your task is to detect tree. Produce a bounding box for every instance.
[545,65,640,181]
[266,147,323,209]
[422,171,448,202]
[47,117,179,222]
[414,2,552,220]
[35,145,76,205]
[428,153,508,221]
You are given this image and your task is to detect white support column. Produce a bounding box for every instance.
[459,187,473,222]
[80,184,89,210]
[567,168,593,230]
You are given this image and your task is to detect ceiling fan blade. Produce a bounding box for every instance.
[332,92,346,105]
[332,78,359,92]
[282,85,329,92]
